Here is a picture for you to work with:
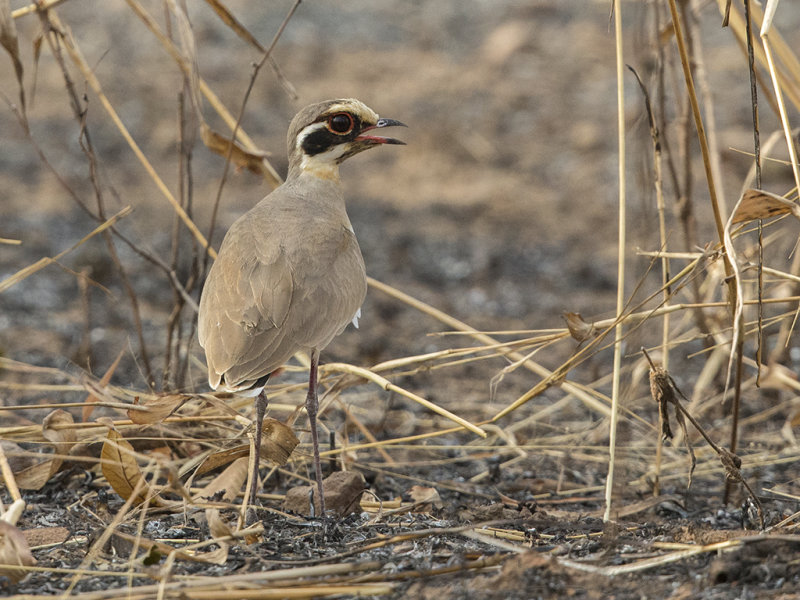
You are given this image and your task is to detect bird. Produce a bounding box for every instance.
[198,99,405,518]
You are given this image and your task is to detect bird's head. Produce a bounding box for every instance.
[287,99,406,181]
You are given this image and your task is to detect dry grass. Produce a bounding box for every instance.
[2,0,800,597]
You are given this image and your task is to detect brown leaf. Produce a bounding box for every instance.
[260,418,299,465]
[127,394,187,425]
[83,349,125,422]
[195,446,247,477]
[0,521,36,583]
[190,544,230,565]
[719,448,743,483]
[13,459,57,491]
[731,189,800,224]
[195,418,299,476]
[42,409,77,451]
[0,440,35,474]
[204,0,263,51]
[196,456,249,503]
[201,125,271,176]
[649,366,674,440]
[407,485,443,511]
[112,530,228,565]
[12,410,77,490]
[206,508,234,539]
[563,312,597,342]
[101,428,162,506]
[646,357,694,487]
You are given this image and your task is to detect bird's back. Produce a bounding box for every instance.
[198,177,367,391]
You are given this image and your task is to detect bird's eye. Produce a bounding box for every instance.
[327,113,354,134]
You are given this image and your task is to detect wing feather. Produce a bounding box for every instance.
[198,183,367,392]
[198,218,295,390]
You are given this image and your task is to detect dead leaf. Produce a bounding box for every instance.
[127,394,187,425]
[191,544,230,564]
[195,446,248,477]
[42,409,77,451]
[83,349,125,422]
[649,365,674,441]
[201,125,271,176]
[202,507,231,562]
[12,410,76,490]
[206,509,234,539]
[0,521,36,583]
[260,418,299,465]
[205,506,235,560]
[563,312,597,342]
[731,189,800,224]
[648,363,695,486]
[112,530,228,565]
[407,485,443,511]
[720,448,743,483]
[101,428,162,506]
[13,460,56,491]
[203,0,263,51]
[1,440,35,474]
[196,456,249,503]
[195,418,298,476]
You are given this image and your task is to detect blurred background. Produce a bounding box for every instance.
[2,0,799,414]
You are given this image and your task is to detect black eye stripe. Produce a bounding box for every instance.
[301,129,338,156]
[299,112,368,157]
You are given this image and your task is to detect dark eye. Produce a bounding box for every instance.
[328,113,354,134]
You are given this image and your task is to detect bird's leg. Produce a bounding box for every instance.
[306,349,326,516]
[246,390,268,525]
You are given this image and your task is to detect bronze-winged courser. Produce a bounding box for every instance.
[198,99,405,516]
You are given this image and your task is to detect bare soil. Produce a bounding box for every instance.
[3,1,800,598]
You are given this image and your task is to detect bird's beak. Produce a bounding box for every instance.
[356,118,407,145]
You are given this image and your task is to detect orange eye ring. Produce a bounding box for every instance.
[327,112,354,134]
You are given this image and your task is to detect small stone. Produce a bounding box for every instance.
[283,471,366,517]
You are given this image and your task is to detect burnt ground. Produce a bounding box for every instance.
[3,1,800,598]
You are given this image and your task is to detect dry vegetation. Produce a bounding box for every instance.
[2,0,800,598]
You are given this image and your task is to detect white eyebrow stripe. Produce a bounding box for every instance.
[325,100,377,120]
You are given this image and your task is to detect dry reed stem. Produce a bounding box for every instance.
[759,6,800,198]
[44,11,213,259]
[59,474,150,598]
[603,0,627,524]
[9,0,65,18]
[5,2,800,595]
[667,0,733,285]
[0,443,23,503]
[122,0,282,187]
[367,277,616,420]
[630,62,670,495]
[561,534,800,576]
[322,362,486,438]
[667,5,744,486]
